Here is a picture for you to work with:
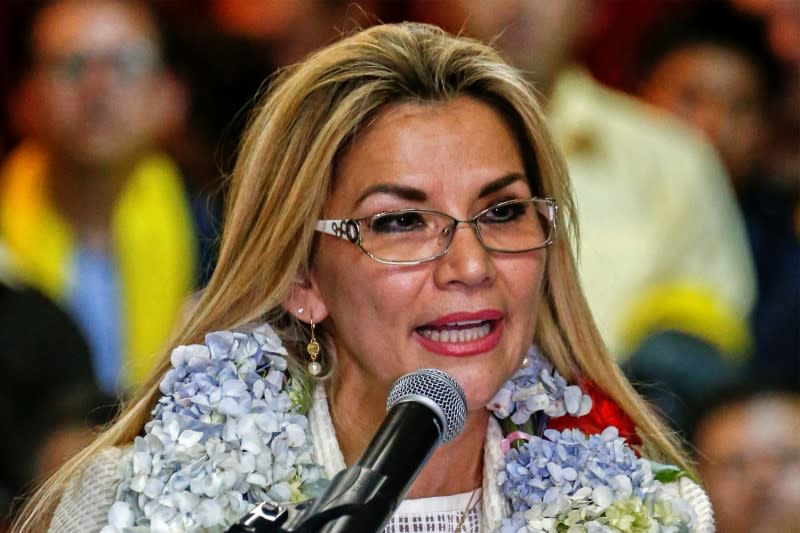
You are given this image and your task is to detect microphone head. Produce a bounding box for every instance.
[386,368,467,444]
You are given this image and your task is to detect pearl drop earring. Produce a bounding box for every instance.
[306,318,322,376]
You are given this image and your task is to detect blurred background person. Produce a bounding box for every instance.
[28,385,118,488]
[689,384,800,533]
[453,0,756,433]
[0,0,200,395]
[636,2,799,386]
[0,240,113,529]
[134,0,381,287]
[738,0,800,205]
[636,4,779,194]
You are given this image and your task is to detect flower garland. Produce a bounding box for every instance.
[103,325,325,532]
[487,346,695,532]
[102,328,697,533]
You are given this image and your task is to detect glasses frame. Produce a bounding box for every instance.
[315,197,558,265]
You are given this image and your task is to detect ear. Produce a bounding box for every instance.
[281,271,329,324]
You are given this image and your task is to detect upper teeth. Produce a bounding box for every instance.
[449,320,484,327]
[419,323,491,343]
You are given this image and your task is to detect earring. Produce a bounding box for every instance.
[297,307,304,314]
[306,318,322,376]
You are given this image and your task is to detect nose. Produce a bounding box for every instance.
[432,222,495,289]
[749,454,782,489]
[80,61,120,93]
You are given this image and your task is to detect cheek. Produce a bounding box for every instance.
[51,105,87,138]
[734,116,766,151]
[521,263,547,342]
[507,256,547,305]
[316,248,427,324]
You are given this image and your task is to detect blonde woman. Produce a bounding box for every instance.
[15,23,713,533]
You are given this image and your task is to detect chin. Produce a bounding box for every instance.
[453,373,508,413]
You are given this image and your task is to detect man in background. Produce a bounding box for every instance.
[690,385,800,533]
[635,3,799,385]
[1,0,198,394]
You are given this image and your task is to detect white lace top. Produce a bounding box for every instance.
[385,491,482,533]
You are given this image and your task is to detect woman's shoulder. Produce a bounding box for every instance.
[49,446,128,533]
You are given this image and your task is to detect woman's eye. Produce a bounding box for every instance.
[481,202,527,223]
[370,212,426,233]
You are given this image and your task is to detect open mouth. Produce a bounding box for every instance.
[414,311,505,356]
[416,320,494,343]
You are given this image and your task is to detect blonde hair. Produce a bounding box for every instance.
[14,22,688,532]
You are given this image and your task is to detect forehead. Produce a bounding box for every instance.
[335,96,527,193]
[32,0,157,57]
[699,396,800,454]
[663,45,764,87]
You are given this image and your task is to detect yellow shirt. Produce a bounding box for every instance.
[0,142,197,389]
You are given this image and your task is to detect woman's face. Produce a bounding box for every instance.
[305,96,547,411]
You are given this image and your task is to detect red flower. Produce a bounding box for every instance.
[546,379,642,447]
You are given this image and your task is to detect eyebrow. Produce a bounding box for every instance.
[354,172,527,209]
[354,184,427,208]
[478,173,526,197]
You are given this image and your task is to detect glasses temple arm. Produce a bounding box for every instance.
[315,219,358,242]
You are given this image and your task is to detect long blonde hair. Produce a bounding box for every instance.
[14,22,688,532]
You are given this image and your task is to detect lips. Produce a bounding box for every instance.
[414,310,505,356]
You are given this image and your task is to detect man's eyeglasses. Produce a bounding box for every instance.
[38,46,161,84]
[315,197,557,265]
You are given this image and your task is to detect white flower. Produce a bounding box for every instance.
[107,501,135,528]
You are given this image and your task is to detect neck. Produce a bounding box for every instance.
[404,409,487,498]
[48,159,133,250]
[328,378,486,499]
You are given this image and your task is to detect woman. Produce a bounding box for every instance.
[15,23,712,532]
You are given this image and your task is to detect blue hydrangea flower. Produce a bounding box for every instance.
[497,428,694,532]
[487,346,592,425]
[104,324,325,533]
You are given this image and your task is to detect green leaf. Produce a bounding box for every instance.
[287,375,314,414]
[650,461,696,484]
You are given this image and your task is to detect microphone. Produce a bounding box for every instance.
[229,368,467,533]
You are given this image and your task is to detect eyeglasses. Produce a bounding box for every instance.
[39,46,161,84]
[315,197,557,265]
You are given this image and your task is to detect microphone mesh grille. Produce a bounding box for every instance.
[386,368,467,443]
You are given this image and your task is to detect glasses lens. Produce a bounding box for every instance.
[357,199,555,263]
[44,46,160,83]
[361,210,454,262]
[477,199,553,252]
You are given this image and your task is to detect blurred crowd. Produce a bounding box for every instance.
[0,0,797,531]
